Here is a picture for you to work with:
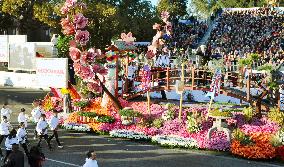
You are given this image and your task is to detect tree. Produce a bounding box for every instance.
[157,0,188,19]
[117,0,158,42]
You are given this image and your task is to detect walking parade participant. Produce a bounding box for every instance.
[3,143,24,167]
[48,110,63,149]
[31,100,44,139]
[1,103,12,121]
[36,114,51,150]
[16,122,29,156]
[0,116,11,159]
[18,108,28,128]
[83,150,99,167]
[4,129,19,162]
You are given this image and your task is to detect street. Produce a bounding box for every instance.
[0,87,283,167]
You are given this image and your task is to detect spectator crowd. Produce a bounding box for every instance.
[207,7,284,67]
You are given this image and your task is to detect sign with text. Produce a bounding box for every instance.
[36,58,68,88]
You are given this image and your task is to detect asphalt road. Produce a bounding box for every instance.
[0,86,283,167]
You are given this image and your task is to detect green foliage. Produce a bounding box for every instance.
[78,112,97,118]
[78,112,115,123]
[57,35,74,58]
[157,0,188,18]
[239,53,259,67]
[152,118,164,128]
[232,128,253,145]
[258,64,273,72]
[162,103,176,120]
[138,116,154,128]
[268,108,284,125]
[210,108,232,117]
[187,114,200,133]
[243,107,253,122]
[96,115,115,123]
[73,100,90,108]
[119,109,142,118]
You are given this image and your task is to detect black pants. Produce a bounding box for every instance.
[37,134,51,149]
[21,143,29,156]
[4,150,11,162]
[34,130,38,138]
[0,135,8,156]
[48,130,61,146]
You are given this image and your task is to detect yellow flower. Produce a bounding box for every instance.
[61,88,69,95]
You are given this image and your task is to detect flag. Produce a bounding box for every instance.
[206,69,222,99]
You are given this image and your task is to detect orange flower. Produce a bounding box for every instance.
[88,122,103,131]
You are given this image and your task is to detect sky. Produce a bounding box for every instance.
[150,0,159,6]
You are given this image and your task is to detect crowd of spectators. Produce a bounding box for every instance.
[172,20,208,49]
[206,7,284,67]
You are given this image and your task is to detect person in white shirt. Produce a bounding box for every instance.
[83,150,99,167]
[31,100,44,139]
[48,110,63,148]
[4,129,19,162]
[16,122,29,156]
[1,103,12,121]
[18,108,28,128]
[0,116,11,158]
[36,114,51,150]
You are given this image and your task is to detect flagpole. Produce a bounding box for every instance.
[178,62,185,120]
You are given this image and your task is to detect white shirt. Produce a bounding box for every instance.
[83,158,98,167]
[5,137,19,150]
[16,128,27,144]
[36,120,48,135]
[1,108,12,120]
[31,107,43,123]
[18,112,27,127]
[0,122,10,135]
[49,116,59,130]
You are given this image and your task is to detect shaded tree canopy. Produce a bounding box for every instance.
[157,0,188,18]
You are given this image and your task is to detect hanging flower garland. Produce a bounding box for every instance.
[60,0,107,93]
[147,11,172,59]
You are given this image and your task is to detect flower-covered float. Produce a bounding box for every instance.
[38,0,284,162]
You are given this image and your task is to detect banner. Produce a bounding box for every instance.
[9,42,36,70]
[206,69,222,99]
[36,58,68,88]
[0,35,8,62]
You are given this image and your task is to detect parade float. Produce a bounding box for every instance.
[38,0,284,161]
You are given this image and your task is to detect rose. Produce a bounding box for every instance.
[69,47,81,62]
[75,30,90,46]
[73,13,88,29]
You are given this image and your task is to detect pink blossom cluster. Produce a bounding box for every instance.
[60,0,107,93]
[240,117,280,135]
[147,11,172,58]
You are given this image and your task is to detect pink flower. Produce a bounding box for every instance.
[60,5,69,15]
[153,23,161,30]
[69,47,81,62]
[87,83,102,93]
[161,11,170,22]
[61,18,75,35]
[88,48,104,59]
[65,0,77,8]
[80,65,93,79]
[73,13,88,29]
[75,30,89,46]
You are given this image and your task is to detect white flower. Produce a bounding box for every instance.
[152,135,198,148]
